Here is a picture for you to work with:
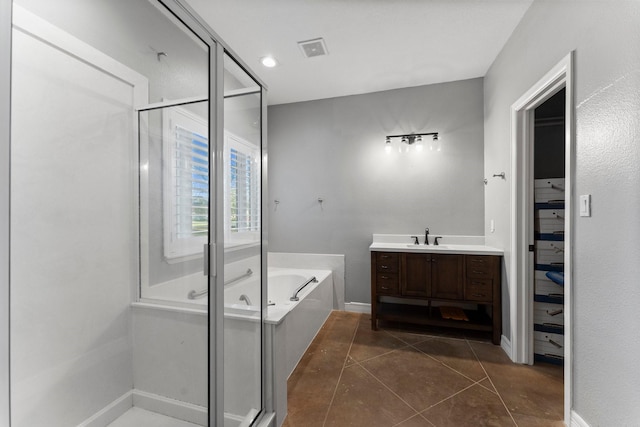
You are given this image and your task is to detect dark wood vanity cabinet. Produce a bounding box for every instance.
[400,253,463,299]
[371,251,502,344]
[400,253,432,297]
[374,252,400,296]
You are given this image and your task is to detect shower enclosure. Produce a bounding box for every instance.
[5,0,268,426]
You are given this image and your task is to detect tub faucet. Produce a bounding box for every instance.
[424,228,430,245]
[239,294,252,306]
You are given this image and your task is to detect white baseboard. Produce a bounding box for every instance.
[133,389,207,426]
[571,410,590,427]
[77,391,132,427]
[344,302,371,314]
[500,334,513,360]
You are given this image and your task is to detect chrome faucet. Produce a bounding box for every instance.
[424,228,430,245]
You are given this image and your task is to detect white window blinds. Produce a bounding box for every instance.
[174,125,209,239]
[230,146,259,232]
[163,107,208,259]
[225,133,260,245]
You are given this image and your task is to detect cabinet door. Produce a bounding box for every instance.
[431,254,464,299]
[401,253,431,297]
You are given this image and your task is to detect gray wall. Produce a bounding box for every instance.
[484,0,640,424]
[268,78,485,303]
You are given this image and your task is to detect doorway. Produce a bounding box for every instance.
[532,88,566,367]
[510,52,574,424]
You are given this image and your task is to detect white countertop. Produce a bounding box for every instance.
[369,234,504,256]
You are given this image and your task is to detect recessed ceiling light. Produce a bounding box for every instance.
[260,56,278,68]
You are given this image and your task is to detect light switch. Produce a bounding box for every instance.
[580,194,591,217]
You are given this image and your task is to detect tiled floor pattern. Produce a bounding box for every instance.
[283,311,564,427]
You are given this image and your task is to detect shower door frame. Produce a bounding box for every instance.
[0,0,11,425]
[157,2,272,426]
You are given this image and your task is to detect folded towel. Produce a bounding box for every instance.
[545,271,564,287]
[439,306,469,321]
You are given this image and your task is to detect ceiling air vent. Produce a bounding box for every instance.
[298,38,328,58]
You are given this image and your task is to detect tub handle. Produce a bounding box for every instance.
[224,268,253,286]
[189,268,253,300]
[290,276,318,301]
[188,288,209,300]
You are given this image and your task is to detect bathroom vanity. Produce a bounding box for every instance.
[370,235,503,344]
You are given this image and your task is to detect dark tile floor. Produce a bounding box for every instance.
[283,311,564,427]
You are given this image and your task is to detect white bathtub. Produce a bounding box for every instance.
[141,267,331,322]
[132,265,334,427]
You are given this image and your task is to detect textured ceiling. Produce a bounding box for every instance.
[186,0,534,105]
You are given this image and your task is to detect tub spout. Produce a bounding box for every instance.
[239,294,252,306]
[290,277,318,301]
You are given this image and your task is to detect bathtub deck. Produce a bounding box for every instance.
[107,407,201,427]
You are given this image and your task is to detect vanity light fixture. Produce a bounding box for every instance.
[385,137,392,153]
[384,132,439,152]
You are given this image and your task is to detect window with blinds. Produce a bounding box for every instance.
[174,125,209,238]
[225,133,260,245]
[163,107,208,259]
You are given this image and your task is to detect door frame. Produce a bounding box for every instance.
[510,52,574,424]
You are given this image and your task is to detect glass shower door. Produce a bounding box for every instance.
[221,53,265,426]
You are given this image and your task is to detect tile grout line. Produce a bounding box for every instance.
[467,339,519,427]
[345,343,411,367]
[358,361,423,417]
[320,314,362,427]
[419,381,479,413]
[407,340,485,386]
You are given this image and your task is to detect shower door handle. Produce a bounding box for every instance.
[203,244,209,276]
[204,243,217,277]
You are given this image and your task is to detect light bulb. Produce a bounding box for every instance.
[260,56,278,68]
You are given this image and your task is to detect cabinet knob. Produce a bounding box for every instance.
[472,293,485,297]
[381,286,390,290]
[381,265,388,269]
[472,270,484,274]
[471,259,485,263]
[381,276,389,279]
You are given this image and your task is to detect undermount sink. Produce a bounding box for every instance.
[405,244,448,249]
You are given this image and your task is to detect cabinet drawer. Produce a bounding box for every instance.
[376,273,399,295]
[465,279,493,302]
[376,252,399,273]
[465,256,495,278]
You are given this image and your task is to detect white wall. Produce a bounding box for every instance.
[484,1,640,424]
[10,23,139,425]
[268,78,485,303]
[16,0,211,287]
